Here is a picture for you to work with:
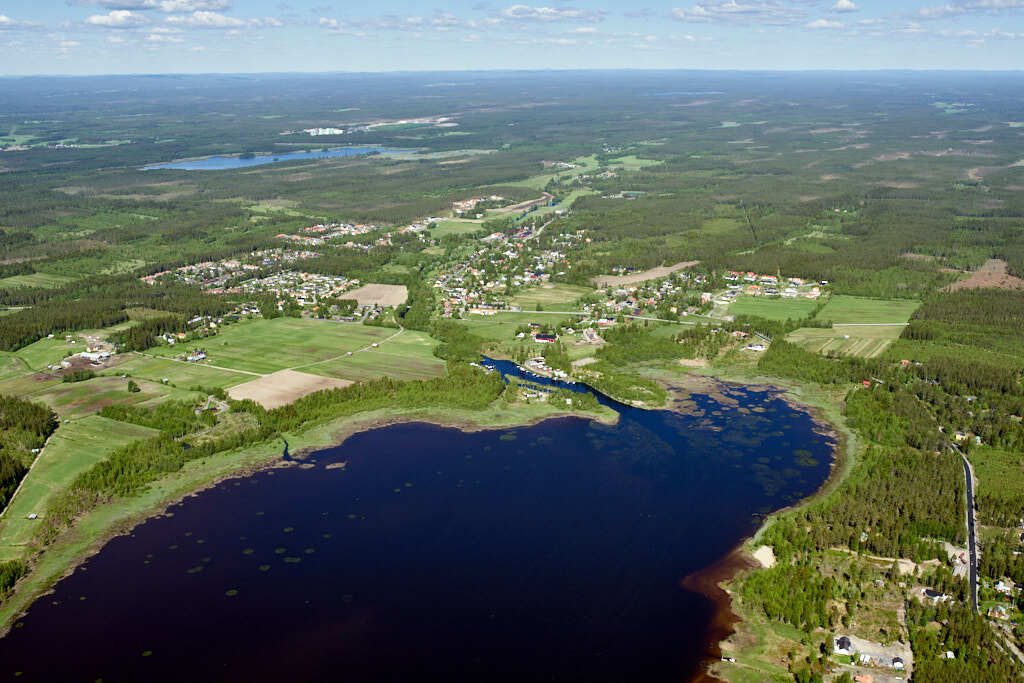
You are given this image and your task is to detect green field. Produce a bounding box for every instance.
[148,318,394,375]
[459,311,581,342]
[430,219,484,237]
[816,295,920,324]
[786,326,902,358]
[0,272,76,289]
[509,283,593,310]
[728,296,820,321]
[115,354,254,388]
[969,446,1024,508]
[606,154,663,170]
[0,416,159,560]
[301,329,445,382]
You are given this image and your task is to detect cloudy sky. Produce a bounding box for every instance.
[1,0,1023,74]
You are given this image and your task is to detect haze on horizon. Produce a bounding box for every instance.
[2,0,1024,75]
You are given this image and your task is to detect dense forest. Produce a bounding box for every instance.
[0,396,58,512]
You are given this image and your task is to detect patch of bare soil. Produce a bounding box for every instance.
[228,370,353,409]
[948,258,1024,291]
[345,283,408,307]
[504,193,553,212]
[593,261,700,287]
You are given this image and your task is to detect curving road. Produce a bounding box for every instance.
[956,446,979,613]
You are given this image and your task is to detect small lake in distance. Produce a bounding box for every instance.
[143,146,407,171]
[0,365,834,681]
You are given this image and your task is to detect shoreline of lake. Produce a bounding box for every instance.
[141,146,410,171]
[0,402,616,637]
[0,368,846,682]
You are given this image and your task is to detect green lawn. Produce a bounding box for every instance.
[816,295,920,324]
[786,326,902,358]
[297,328,446,382]
[430,219,484,237]
[728,296,820,321]
[459,311,581,342]
[148,318,394,375]
[0,416,159,560]
[509,283,593,310]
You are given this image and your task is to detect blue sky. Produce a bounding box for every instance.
[1,0,1024,74]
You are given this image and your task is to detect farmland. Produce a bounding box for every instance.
[816,296,920,324]
[728,296,821,321]
[147,318,394,375]
[785,325,902,358]
[113,355,254,389]
[0,416,159,561]
[509,283,592,310]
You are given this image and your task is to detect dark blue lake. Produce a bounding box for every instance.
[0,366,834,681]
[143,146,407,171]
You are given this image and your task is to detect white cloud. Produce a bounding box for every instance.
[69,0,232,11]
[85,10,147,27]
[829,0,858,12]
[499,5,606,22]
[568,26,598,33]
[806,18,842,28]
[165,11,280,28]
[916,0,1024,20]
[147,31,183,41]
[669,1,805,25]
[157,0,232,12]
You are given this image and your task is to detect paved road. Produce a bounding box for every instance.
[955,445,979,613]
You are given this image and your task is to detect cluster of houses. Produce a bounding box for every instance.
[238,271,357,307]
[722,271,823,299]
[276,222,378,247]
[452,195,505,218]
[433,225,573,317]
[139,249,320,293]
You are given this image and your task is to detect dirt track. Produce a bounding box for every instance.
[592,261,700,287]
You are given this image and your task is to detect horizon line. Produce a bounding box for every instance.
[4,67,1024,79]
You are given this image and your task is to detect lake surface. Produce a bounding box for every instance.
[0,364,834,681]
[143,147,406,171]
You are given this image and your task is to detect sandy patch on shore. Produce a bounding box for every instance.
[752,545,776,568]
[228,370,353,409]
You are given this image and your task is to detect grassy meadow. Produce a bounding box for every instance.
[0,416,160,561]
[148,318,394,375]
[816,295,920,324]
